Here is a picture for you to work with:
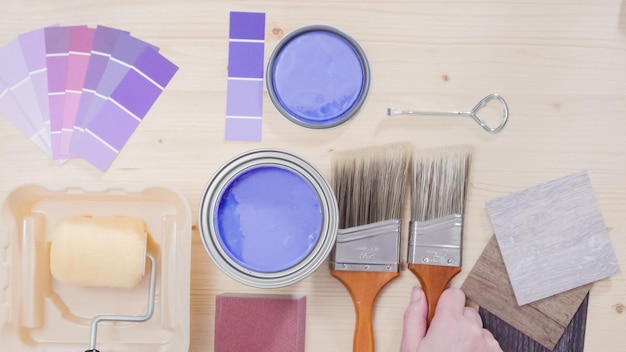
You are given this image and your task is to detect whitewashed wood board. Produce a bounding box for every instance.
[486,170,620,306]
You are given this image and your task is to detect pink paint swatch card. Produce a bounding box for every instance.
[74,46,178,171]
[0,38,49,154]
[58,26,95,158]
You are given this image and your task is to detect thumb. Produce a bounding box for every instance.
[400,286,428,352]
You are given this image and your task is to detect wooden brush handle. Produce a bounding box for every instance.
[330,270,400,352]
[408,263,461,325]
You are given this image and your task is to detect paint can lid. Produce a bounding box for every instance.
[266,25,371,129]
[198,149,338,288]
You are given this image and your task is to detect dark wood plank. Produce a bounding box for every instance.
[461,235,590,350]
[480,294,589,352]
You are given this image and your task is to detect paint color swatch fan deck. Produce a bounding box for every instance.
[0,25,178,171]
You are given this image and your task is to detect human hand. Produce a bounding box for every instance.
[400,286,502,352]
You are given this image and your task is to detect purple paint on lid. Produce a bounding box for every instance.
[267,26,370,128]
[214,165,323,273]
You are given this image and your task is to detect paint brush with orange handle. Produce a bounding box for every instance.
[407,145,472,325]
[329,143,411,352]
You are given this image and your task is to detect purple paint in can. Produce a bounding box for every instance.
[215,166,323,272]
[199,150,338,288]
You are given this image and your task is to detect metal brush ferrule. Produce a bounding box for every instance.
[330,219,400,272]
[408,214,463,267]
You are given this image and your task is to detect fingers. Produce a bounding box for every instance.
[463,306,483,328]
[434,287,466,316]
[483,329,504,352]
[400,286,428,352]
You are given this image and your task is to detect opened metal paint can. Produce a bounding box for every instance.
[198,149,338,288]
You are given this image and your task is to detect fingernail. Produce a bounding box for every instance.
[411,286,423,302]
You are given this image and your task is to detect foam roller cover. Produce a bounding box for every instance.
[50,215,147,289]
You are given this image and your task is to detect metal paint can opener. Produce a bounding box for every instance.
[387,94,509,134]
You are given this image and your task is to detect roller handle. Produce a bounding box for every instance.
[330,270,400,352]
[408,264,461,325]
[85,350,99,352]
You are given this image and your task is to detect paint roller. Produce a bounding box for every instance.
[49,215,157,352]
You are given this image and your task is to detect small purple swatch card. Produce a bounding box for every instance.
[0,25,177,171]
[225,11,266,142]
[59,26,95,158]
[45,26,76,159]
[18,27,54,150]
[0,38,50,154]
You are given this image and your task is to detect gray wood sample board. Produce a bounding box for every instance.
[486,170,619,306]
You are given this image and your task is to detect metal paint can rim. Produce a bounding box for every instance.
[198,149,338,288]
[266,25,371,129]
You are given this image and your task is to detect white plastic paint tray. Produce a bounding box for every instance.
[0,184,191,351]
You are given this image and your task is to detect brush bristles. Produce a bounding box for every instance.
[411,145,473,221]
[332,143,412,229]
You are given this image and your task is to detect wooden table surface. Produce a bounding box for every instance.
[1,1,625,351]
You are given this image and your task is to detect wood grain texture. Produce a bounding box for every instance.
[330,270,400,352]
[461,235,591,350]
[479,294,589,352]
[486,171,620,305]
[0,1,625,351]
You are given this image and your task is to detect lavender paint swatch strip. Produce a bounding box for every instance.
[0,79,50,153]
[18,27,52,147]
[58,26,96,157]
[0,38,49,153]
[225,11,266,142]
[75,46,178,171]
[45,26,75,159]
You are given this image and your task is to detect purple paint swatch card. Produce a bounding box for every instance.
[0,38,49,153]
[0,79,49,154]
[225,11,266,142]
[227,42,265,79]
[229,12,267,40]
[226,79,263,116]
[69,33,157,155]
[58,26,95,157]
[18,27,53,148]
[73,27,128,125]
[45,26,74,159]
[72,26,129,139]
[74,46,178,171]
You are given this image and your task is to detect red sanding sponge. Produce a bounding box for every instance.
[214,294,306,352]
